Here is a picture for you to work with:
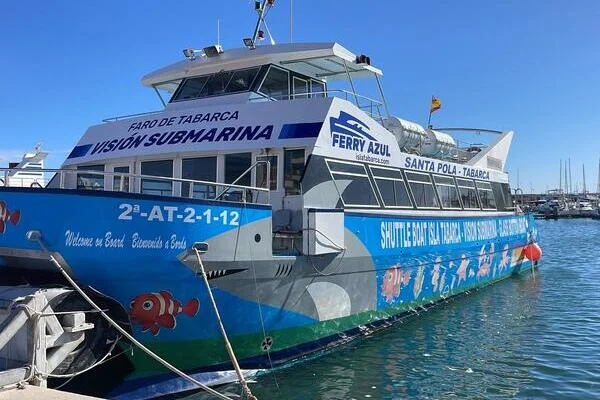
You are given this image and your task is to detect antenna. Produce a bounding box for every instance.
[243,0,276,48]
[290,0,293,43]
[217,18,220,46]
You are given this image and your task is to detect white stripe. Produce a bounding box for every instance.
[152,293,166,315]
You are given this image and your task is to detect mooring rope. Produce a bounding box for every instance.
[36,250,235,400]
[193,247,257,400]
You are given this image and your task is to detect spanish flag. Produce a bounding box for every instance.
[430,96,441,113]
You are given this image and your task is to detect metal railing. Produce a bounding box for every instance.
[250,89,386,123]
[102,110,164,123]
[0,164,271,205]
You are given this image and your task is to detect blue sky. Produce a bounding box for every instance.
[1,0,599,193]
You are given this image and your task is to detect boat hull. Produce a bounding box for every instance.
[0,188,537,399]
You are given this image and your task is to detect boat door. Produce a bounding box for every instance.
[107,163,133,192]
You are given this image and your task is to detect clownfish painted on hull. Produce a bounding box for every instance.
[129,290,200,335]
[0,201,20,234]
[381,264,411,303]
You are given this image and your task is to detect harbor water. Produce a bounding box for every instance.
[187,219,600,399]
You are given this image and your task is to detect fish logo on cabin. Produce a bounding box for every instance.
[330,111,391,157]
[0,201,21,234]
[129,291,199,336]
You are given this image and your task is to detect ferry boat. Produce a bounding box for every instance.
[0,3,540,399]
[1,144,47,188]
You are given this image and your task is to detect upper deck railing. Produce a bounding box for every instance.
[250,89,386,123]
[101,89,385,124]
[0,162,271,205]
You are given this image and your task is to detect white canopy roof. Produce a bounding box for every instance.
[141,42,382,88]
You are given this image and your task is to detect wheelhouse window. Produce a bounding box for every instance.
[113,166,130,192]
[172,76,210,101]
[456,178,480,209]
[292,77,309,99]
[311,80,326,97]
[256,155,278,190]
[182,156,217,199]
[326,160,379,207]
[141,160,173,196]
[476,181,497,210]
[226,67,260,92]
[284,149,305,195]
[370,166,412,208]
[258,66,289,100]
[77,165,104,191]
[405,171,439,209]
[171,67,260,102]
[199,71,233,97]
[433,175,461,209]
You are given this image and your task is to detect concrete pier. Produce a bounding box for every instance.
[0,384,104,399]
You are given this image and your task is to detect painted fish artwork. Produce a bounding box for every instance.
[0,201,20,234]
[477,243,494,278]
[381,264,411,303]
[413,264,426,299]
[129,291,200,335]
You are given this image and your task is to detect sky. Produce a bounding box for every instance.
[1,0,599,193]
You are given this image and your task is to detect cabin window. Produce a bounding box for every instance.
[226,67,260,93]
[77,165,104,191]
[170,67,260,102]
[113,166,130,192]
[225,153,251,186]
[476,181,497,210]
[433,175,462,209]
[311,80,326,97]
[199,71,233,97]
[327,160,379,207]
[172,76,210,101]
[141,160,173,196]
[370,166,412,208]
[405,172,439,208]
[182,157,217,199]
[456,178,480,209]
[258,66,289,100]
[492,182,514,210]
[256,155,278,190]
[292,77,309,99]
[284,149,305,195]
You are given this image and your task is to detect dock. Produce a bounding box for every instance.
[0,384,104,399]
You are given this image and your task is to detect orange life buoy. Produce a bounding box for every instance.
[522,243,542,262]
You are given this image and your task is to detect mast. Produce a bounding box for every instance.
[583,164,587,194]
[559,159,562,193]
[569,158,572,194]
[565,159,568,194]
[597,158,600,194]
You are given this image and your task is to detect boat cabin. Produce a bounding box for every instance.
[28,42,514,255]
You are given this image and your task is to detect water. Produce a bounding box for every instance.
[189,219,600,399]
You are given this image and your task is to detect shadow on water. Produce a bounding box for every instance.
[184,220,600,400]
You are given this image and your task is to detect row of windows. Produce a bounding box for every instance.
[325,159,507,211]
[170,65,327,103]
[75,149,307,199]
